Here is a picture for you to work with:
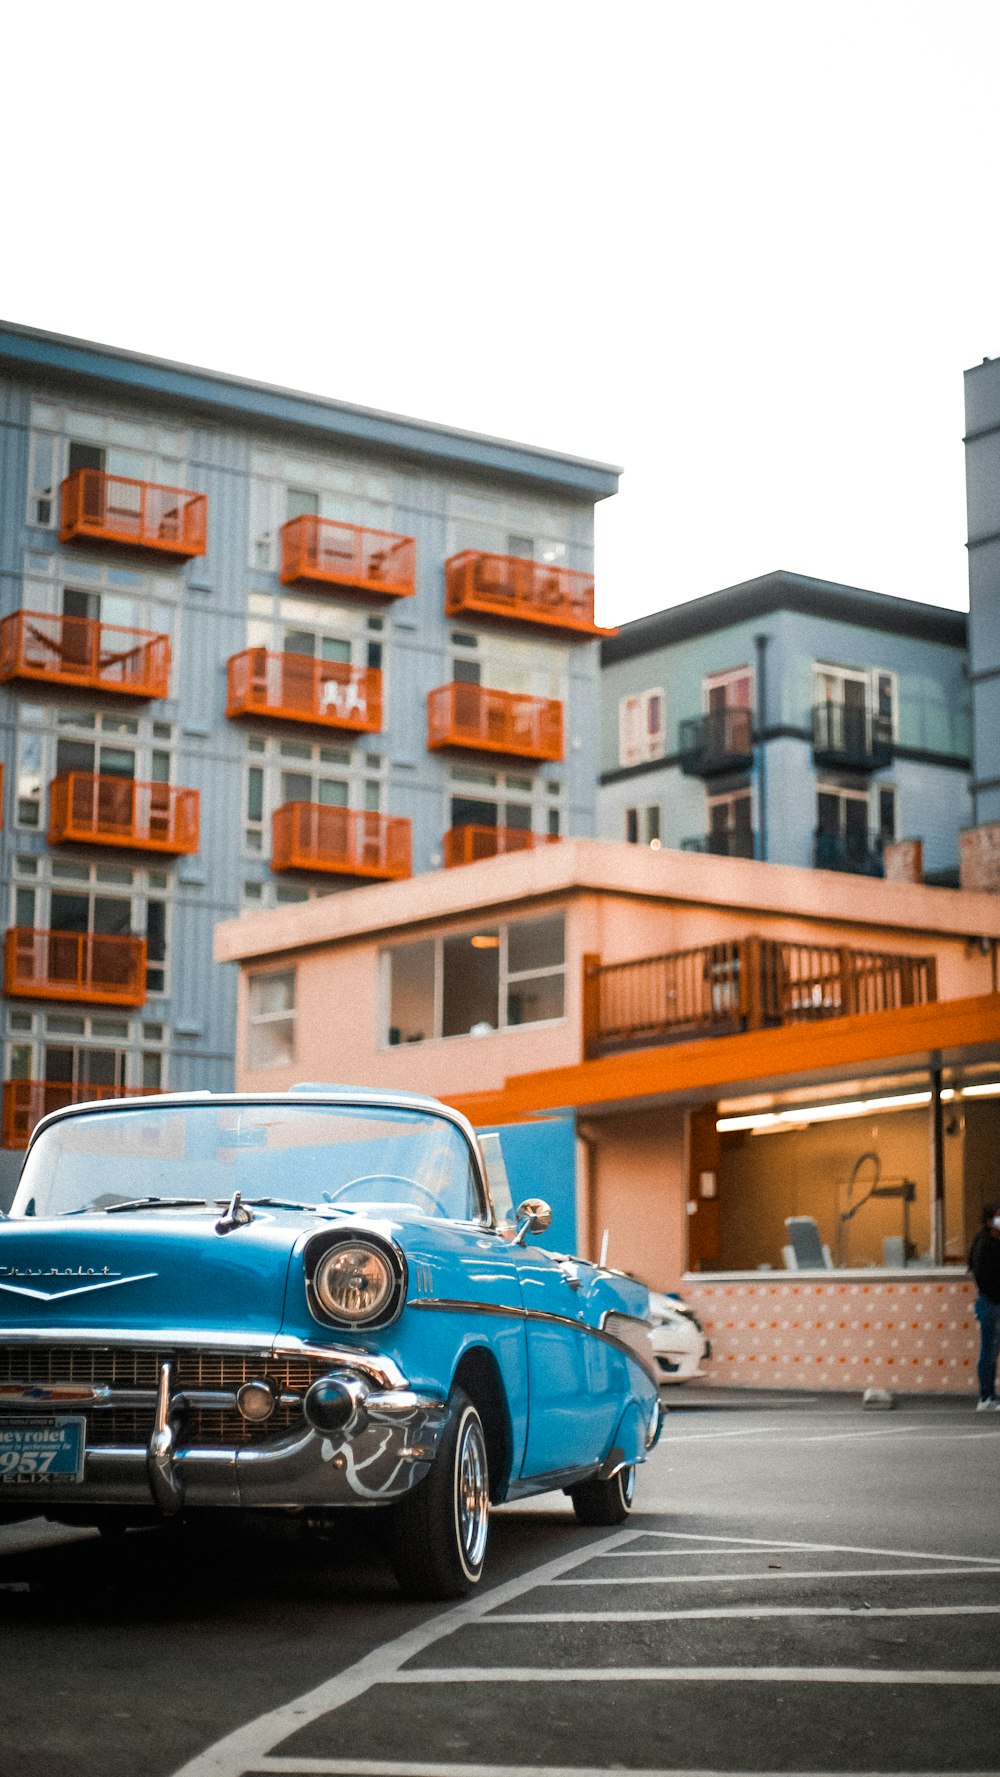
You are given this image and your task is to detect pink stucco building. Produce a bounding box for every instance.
[216,839,1000,1392]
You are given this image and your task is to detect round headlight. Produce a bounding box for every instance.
[312,1240,399,1326]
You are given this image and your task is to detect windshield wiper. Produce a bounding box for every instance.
[101,1197,211,1214]
[239,1196,313,1211]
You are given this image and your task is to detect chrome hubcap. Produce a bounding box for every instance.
[456,1415,489,1572]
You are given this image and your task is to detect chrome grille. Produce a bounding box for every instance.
[0,1345,334,1449]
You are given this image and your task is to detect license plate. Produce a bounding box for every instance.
[0,1417,86,1484]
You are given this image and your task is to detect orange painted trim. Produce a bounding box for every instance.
[446,992,1000,1126]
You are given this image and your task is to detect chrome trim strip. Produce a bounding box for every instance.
[407,1297,659,1386]
[0,1327,408,1392]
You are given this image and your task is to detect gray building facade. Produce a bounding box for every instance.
[599,571,971,884]
[0,322,618,1191]
[964,355,1000,830]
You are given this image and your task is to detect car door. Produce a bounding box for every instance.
[512,1240,609,1480]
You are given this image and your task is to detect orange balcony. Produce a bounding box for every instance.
[2,1081,161,1150]
[445,550,606,636]
[4,927,147,1008]
[48,773,200,856]
[60,469,207,557]
[226,650,382,735]
[427,683,563,762]
[0,609,170,699]
[443,825,560,868]
[280,515,415,599]
[272,802,411,880]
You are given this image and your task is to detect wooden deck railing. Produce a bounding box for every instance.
[60,470,206,557]
[0,610,170,699]
[583,937,938,1059]
[2,1081,161,1149]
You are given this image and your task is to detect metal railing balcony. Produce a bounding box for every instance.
[59,470,207,557]
[3,927,148,1009]
[279,516,415,599]
[681,829,757,860]
[444,550,604,636]
[48,773,200,856]
[812,702,893,772]
[271,802,411,879]
[678,707,754,777]
[226,650,382,734]
[427,683,563,762]
[443,825,559,868]
[0,609,170,699]
[813,828,886,877]
[2,1081,161,1150]
[583,936,938,1059]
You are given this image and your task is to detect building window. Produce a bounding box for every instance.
[618,688,665,767]
[247,970,296,1069]
[815,781,895,872]
[813,664,898,739]
[447,765,563,845]
[384,914,565,1046]
[26,402,187,529]
[248,447,396,572]
[242,735,384,857]
[625,804,661,846]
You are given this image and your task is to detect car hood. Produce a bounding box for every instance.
[0,1212,305,1335]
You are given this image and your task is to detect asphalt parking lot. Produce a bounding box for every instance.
[2,1390,998,1777]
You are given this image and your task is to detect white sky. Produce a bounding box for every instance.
[4,1,997,628]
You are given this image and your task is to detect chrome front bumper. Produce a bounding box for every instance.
[0,1337,448,1514]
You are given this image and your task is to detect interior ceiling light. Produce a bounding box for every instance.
[470,934,500,950]
[716,1083,1000,1135]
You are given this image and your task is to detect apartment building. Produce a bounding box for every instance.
[599,572,971,885]
[0,321,617,1197]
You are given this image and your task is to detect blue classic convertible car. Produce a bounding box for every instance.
[0,1087,661,1597]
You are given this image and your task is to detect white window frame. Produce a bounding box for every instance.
[381,913,567,1048]
[246,969,296,1070]
[241,735,387,859]
[618,687,665,767]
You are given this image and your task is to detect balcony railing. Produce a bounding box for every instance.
[813,828,886,877]
[3,928,148,1009]
[679,708,754,777]
[271,802,411,879]
[443,825,559,868]
[445,551,603,636]
[0,609,171,700]
[2,1081,161,1150]
[682,829,757,860]
[427,683,563,762]
[583,936,938,1059]
[48,773,200,856]
[60,470,207,557]
[226,650,382,734]
[280,516,415,599]
[812,702,893,772]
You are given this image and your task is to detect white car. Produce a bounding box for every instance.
[648,1292,710,1383]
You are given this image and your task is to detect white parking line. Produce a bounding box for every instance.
[633,1530,1000,1565]
[554,1564,1000,1586]
[221,1764,995,1777]
[486,1603,1000,1622]
[169,1527,997,1777]
[382,1665,1000,1686]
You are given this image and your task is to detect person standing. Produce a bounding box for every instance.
[969,1201,1000,1410]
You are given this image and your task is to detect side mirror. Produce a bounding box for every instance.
[513,1197,553,1246]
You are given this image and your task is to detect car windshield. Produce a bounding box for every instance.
[10,1101,486,1224]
